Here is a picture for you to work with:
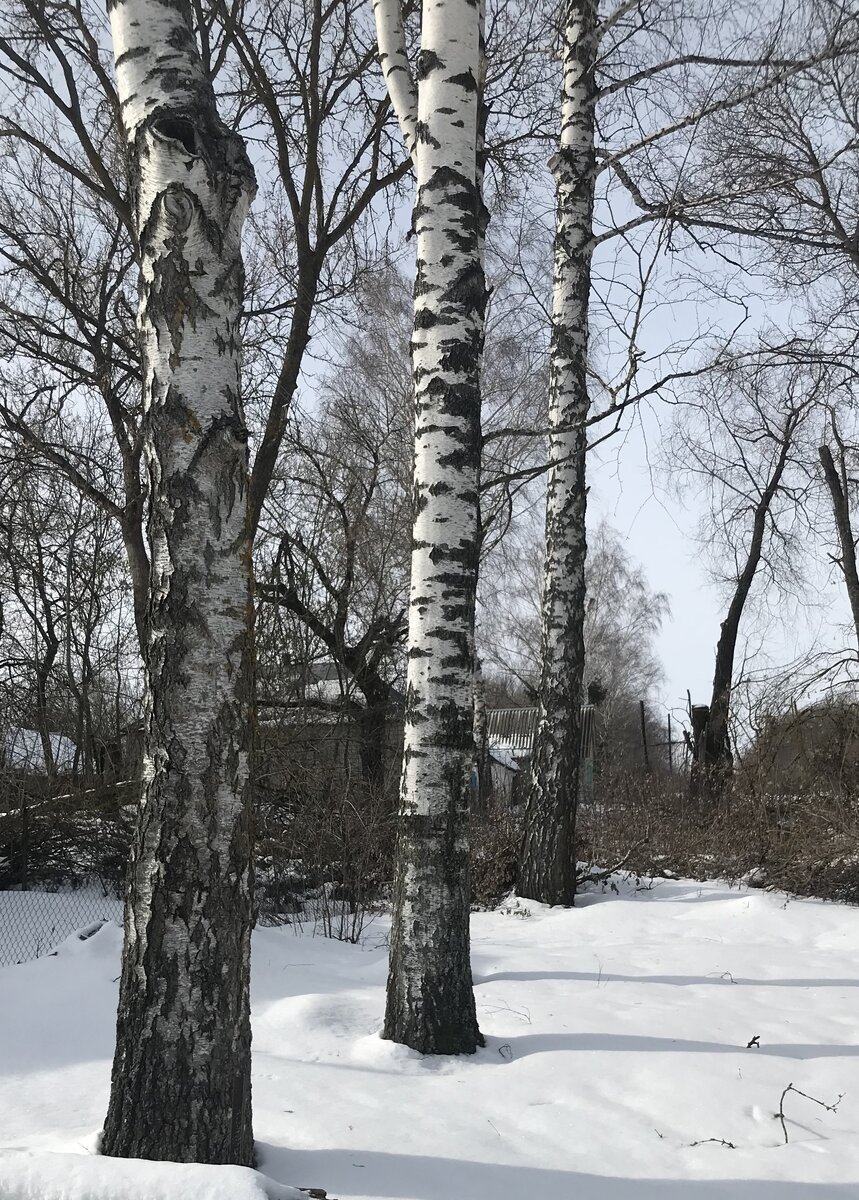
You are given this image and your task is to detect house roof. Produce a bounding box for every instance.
[487,705,598,756]
[297,661,404,708]
[307,662,346,684]
[487,707,539,751]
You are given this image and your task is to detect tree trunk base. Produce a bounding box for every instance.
[383,1003,485,1056]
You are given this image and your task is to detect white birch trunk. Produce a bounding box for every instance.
[519,0,597,906]
[373,0,418,156]
[101,0,257,1163]
[374,0,485,1054]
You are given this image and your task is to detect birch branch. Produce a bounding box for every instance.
[373,0,418,157]
[598,52,819,100]
[597,33,859,174]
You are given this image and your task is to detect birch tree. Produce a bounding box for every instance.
[373,0,485,1054]
[99,0,258,1164]
[0,0,412,646]
[510,0,854,903]
[480,518,668,770]
[518,0,597,906]
[256,262,551,798]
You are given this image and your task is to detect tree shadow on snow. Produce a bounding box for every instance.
[255,1144,859,1200]
[478,1031,859,1061]
[476,969,859,989]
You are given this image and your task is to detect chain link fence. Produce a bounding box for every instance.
[0,713,398,964]
[0,887,122,965]
[0,768,132,966]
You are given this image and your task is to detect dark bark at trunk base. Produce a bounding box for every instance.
[519,750,578,907]
[101,818,255,1163]
[383,799,484,1054]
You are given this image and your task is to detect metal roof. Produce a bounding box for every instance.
[487,706,597,756]
[486,708,539,751]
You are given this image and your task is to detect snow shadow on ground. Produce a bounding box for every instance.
[479,1031,859,1061]
[477,969,859,988]
[6,879,859,1199]
[258,1145,859,1200]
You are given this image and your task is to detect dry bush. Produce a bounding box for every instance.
[743,700,859,800]
[470,804,523,907]
[0,769,134,894]
[579,770,859,904]
[256,770,397,942]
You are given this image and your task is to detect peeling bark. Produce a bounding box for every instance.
[519,0,597,906]
[374,0,485,1055]
[101,0,257,1165]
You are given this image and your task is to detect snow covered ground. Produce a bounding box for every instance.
[2,877,859,1198]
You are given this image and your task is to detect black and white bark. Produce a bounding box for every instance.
[518,0,597,907]
[374,0,485,1054]
[101,0,257,1165]
[373,0,418,159]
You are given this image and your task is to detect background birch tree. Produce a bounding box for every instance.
[517,0,597,907]
[99,0,258,1164]
[510,0,856,903]
[480,518,669,762]
[373,0,486,1054]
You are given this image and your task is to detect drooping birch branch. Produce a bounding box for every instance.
[372,0,418,157]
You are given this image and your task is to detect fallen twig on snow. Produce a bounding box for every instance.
[577,842,649,889]
[775,1082,845,1145]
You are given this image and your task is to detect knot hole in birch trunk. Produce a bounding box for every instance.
[161,186,194,232]
[154,116,198,156]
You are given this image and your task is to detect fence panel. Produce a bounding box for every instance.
[0,888,122,966]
